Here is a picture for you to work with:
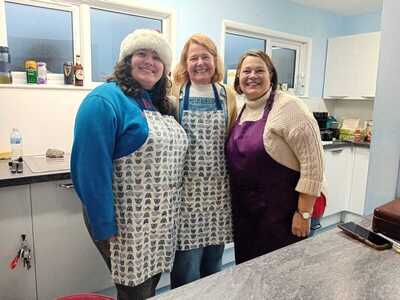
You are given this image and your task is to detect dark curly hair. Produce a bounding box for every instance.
[107,54,173,115]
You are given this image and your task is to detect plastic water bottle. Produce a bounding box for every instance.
[10,128,23,160]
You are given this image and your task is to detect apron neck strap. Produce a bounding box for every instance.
[183,82,222,111]
[262,90,275,119]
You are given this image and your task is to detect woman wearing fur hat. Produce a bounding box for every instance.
[71,29,188,299]
[169,34,237,288]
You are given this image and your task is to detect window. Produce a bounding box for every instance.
[0,0,173,87]
[4,1,75,74]
[223,20,311,96]
[90,8,162,82]
[224,32,265,73]
[271,43,299,89]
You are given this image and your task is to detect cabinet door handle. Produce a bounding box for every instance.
[361,96,374,99]
[330,149,344,153]
[58,183,74,189]
[327,96,347,99]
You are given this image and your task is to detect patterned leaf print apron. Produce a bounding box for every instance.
[110,98,188,287]
[177,82,233,250]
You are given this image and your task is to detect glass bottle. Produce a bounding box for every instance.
[74,55,84,86]
[10,128,23,160]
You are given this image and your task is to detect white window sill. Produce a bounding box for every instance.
[0,83,99,91]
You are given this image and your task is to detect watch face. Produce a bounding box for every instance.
[299,211,311,219]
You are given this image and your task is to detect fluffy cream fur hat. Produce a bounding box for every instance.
[119,29,172,74]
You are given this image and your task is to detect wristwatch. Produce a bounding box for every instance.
[297,210,312,220]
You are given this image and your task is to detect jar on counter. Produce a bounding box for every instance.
[63,62,74,84]
[37,62,47,84]
[364,120,373,143]
[0,46,13,84]
[354,129,362,143]
[25,60,37,84]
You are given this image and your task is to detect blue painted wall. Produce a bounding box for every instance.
[341,12,382,35]
[133,0,381,97]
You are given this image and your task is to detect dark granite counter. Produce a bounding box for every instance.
[323,140,370,150]
[0,142,369,188]
[0,159,70,188]
[152,217,400,300]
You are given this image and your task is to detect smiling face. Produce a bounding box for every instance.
[186,43,216,85]
[131,49,164,90]
[239,56,272,101]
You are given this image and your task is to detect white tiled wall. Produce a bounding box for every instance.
[0,88,375,156]
[302,96,374,125]
[331,99,374,124]
[0,87,89,155]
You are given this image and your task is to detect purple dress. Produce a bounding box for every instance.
[226,92,304,264]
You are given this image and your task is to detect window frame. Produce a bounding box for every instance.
[1,0,80,84]
[85,2,169,84]
[270,40,301,89]
[0,0,175,88]
[222,19,312,97]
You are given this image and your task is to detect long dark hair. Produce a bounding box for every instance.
[107,54,173,115]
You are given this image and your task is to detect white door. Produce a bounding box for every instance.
[324,147,353,216]
[31,180,112,300]
[348,147,370,215]
[353,32,380,98]
[324,32,380,99]
[324,35,355,98]
[0,185,36,300]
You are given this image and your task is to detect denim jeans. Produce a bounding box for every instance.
[170,244,225,289]
[309,218,322,237]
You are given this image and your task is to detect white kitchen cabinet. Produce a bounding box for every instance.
[31,180,112,300]
[0,185,37,300]
[348,147,370,215]
[324,32,380,99]
[324,147,353,216]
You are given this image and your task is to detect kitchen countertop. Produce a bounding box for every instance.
[152,217,400,300]
[0,141,369,188]
[0,158,70,188]
[322,140,370,149]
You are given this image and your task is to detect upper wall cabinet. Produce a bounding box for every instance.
[323,32,381,100]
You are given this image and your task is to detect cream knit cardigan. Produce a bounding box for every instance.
[239,90,324,197]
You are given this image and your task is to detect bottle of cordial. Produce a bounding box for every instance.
[74,54,83,86]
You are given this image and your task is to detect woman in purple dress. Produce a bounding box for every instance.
[226,50,324,264]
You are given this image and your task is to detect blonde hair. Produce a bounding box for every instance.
[173,34,224,86]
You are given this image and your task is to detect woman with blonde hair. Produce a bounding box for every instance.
[170,34,237,288]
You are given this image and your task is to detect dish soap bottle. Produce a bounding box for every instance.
[10,128,23,160]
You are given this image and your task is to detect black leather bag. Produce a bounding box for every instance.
[372,199,400,241]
